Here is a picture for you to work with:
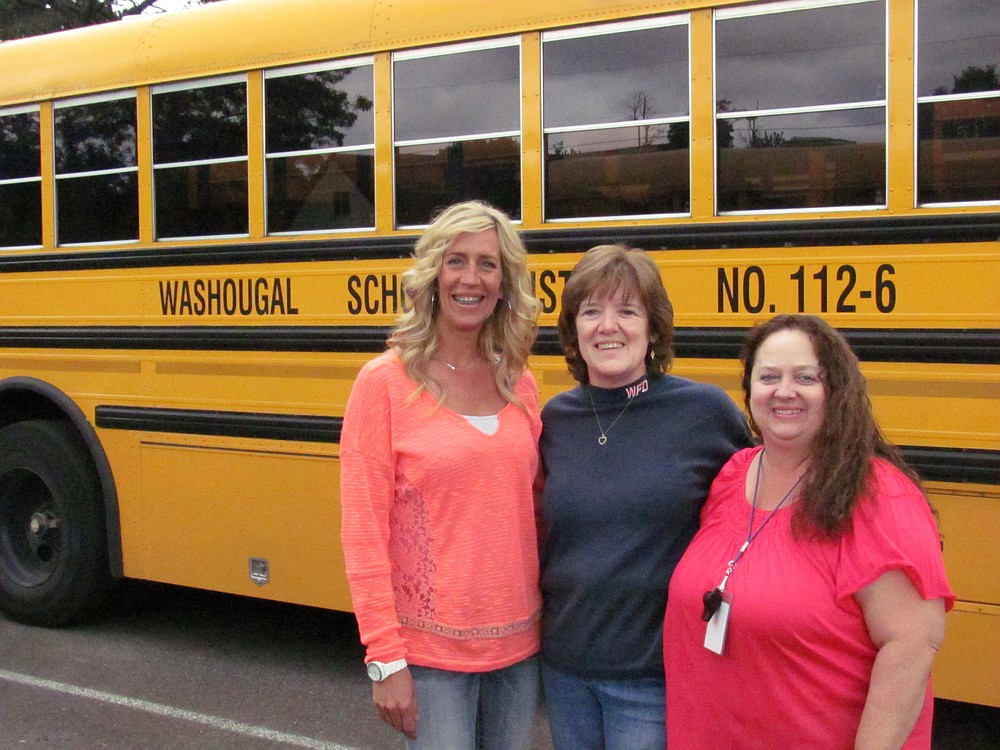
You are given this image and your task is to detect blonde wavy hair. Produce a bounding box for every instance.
[388,201,540,403]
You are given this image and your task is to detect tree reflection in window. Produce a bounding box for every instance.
[0,109,41,248]
[917,0,1000,204]
[152,79,248,238]
[716,0,886,212]
[55,96,138,244]
[265,63,375,233]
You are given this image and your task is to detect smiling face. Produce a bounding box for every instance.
[434,228,504,336]
[749,328,827,453]
[575,286,651,389]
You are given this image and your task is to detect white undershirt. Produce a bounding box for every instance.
[462,413,500,435]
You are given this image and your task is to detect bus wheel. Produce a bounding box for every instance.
[0,420,113,626]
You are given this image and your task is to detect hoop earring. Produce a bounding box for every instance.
[431,292,436,308]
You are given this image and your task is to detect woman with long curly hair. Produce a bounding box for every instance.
[341,201,542,749]
[664,314,954,749]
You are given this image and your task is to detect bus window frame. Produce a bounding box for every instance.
[151,73,250,242]
[392,36,522,229]
[262,56,377,237]
[713,0,889,216]
[914,0,1000,208]
[0,103,43,251]
[540,14,692,223]
[52,90,140,248]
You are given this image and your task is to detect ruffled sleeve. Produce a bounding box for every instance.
[835,459,955,610]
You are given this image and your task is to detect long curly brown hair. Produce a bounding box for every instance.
[740,314,928,537]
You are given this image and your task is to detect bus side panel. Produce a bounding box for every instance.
[931,484,1000,708]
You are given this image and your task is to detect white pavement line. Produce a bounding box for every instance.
[0,668,360,750]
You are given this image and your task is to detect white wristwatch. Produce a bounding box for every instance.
[366,658,407,682]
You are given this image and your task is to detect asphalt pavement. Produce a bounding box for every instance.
[0,582,994,749]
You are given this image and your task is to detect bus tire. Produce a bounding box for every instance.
[0,419,113,626]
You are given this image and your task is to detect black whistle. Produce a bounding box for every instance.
[701,588,723,622]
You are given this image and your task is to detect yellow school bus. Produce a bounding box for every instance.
[0,0,996,707]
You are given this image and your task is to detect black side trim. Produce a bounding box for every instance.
[0,326,389,353]
[3,325,997,364]
[522,213,1000,252]
[901,446,999,485]
[2,214,997,272]
[95,406,340,444]
[538,327,1000,364]
[93,405,998,485]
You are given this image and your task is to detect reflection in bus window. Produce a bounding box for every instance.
[152,77,248,239]
[917,0,1000,205]
[393,40,520,226]
[0,108,41,248]
[543,18,690,220]
[54,95,138,245]
[265,61,376,233]
[716,0,886,213]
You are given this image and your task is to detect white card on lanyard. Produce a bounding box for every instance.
[703,591,732,655]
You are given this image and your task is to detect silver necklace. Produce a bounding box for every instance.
[588,386,636,446]
[435,357,479,372]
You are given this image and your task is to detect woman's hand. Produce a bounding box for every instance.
[855,569,946,750]
[373,668,418,740]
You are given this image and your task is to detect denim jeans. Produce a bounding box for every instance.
[541,660,666,750]
[405,655,540,750]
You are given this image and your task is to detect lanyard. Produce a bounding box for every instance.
[701,451,803,621]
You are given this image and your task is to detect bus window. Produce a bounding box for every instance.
[917,0,1000,205]
[152,76,249,239]
[393,39,520,226]
[542,17,690,220]
[54,93,138,246]
[716,0,887,212]
[0,106,41,249]
[264,59,376,234]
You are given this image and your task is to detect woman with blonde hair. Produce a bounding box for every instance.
[341,201,543,749]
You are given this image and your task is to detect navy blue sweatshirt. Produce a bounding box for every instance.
[539,373,752,679]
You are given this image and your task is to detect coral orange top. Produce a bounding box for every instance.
[340,350,542,671]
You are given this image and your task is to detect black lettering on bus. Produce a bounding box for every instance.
[158,280,178,314]
[538,270,558,314]
[193,279,206,315]
[718,268,738,312]
[207,278,222,315]
[270,277,285,315]
[363,274,380,315]
[743,266,765,313]
[223,278,237,315]
[347,275,362,314]
[238,279,254,315]
[284,277,298,314]
[382,274,399,314]
[835,265,857,313]
[254,278,269,315]
[717,266,764,313]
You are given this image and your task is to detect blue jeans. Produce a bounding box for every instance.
[405,656,540,750]
[541,660,666,750]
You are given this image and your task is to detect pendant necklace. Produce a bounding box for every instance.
[588,381,643,446]
[435,357,479,372]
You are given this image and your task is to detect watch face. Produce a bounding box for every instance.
[367,662,382,681]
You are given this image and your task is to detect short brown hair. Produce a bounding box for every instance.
[557,245,674,384]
